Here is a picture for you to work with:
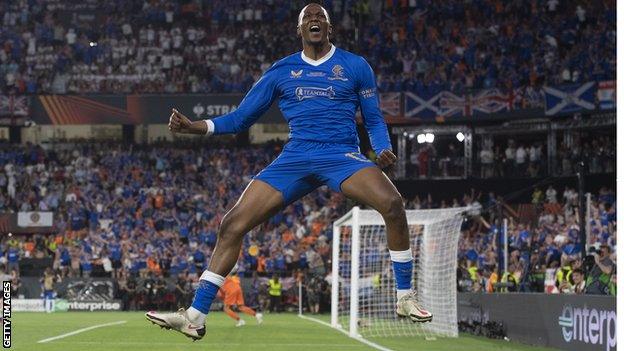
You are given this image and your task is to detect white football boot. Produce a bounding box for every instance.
[255,312,263,324]
[236,319,246,327]
[396,291,433,323]
[145,308,206,341]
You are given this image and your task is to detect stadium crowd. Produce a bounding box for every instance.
[457,185,616,295]
[0,0,615,95]
[0,141,616,313]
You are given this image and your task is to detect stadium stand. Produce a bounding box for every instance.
[0,2,615,351]
[0,0,615,94]
[0,141,615,311]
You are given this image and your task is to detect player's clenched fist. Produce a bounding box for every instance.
[168,108,207,135]
[168,108,192,132]
[376,149,397,169]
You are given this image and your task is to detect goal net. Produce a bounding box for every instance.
[330,206,467,339]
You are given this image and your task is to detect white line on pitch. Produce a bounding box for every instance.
[46,341,362,347]
[298,314,395,351]
[37,320,127,343]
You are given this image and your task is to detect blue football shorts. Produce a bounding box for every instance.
[254,140,377,205]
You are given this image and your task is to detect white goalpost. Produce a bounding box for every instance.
[328,206,467,340]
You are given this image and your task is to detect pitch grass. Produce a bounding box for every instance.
[11,311,555,351]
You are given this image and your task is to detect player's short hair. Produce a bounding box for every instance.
[297,4,331,27]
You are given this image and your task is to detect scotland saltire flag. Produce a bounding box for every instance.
[404,91,441,119]
[543,82,596,116]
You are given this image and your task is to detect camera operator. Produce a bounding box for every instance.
[585,244,614,295]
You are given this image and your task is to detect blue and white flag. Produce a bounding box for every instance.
[404,92,442,118]
[543,82,596,116]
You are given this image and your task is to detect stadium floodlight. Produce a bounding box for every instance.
[330,207,467,339]
[89,42,97,47]
[416,134,426,144]
[456,132,465,142]
[408,133,415,140]
[425,133,435,143]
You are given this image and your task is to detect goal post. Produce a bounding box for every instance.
[330,206,468,339]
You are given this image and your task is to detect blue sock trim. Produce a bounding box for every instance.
[191,280,219,314]
[392,260,413,290]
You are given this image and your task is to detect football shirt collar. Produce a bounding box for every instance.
[301,44,336,66]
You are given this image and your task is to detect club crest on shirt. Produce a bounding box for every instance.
[295,86,335,101]
[290,69,303,79]
[328,64,348,81]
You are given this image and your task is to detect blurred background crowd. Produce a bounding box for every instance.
[0,0,615,94]
[0,141,615,311]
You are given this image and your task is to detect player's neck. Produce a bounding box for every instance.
[302,42,333,61]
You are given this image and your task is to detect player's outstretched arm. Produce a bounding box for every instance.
[210,66,279,135]
[168,108,207,135]
[169,64,278,136]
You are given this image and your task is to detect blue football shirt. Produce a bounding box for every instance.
[211,45,391,154]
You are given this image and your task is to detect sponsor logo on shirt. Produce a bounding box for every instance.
[295,86,335,101]
[290,70,303,79]
[307,71,326,77]
[328,64,348,81]
[359,88,376,99]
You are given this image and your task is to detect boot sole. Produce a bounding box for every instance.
[397,312,433,323]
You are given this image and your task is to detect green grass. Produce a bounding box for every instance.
[11,312,555,351]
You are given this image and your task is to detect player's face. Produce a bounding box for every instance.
[298,5,331,45]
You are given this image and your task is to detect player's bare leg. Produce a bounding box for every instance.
[341,167,433,323]
[146,180,282,339]
[206,180,284,275]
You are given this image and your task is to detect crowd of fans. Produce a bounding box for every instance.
[457,186,616,295]
[0,140,337,310]
[0,141,615,312]
[0,0,615,95]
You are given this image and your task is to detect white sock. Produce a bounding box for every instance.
[186,306,207,326]
[186,270,226,325]
[389,248,413,301]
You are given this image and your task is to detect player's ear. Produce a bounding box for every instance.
[297,25,301,37]
[328,24,333,36]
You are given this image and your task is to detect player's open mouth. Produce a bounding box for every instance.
[310,25,321,33]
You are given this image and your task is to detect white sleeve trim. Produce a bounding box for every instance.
[203,119,215,135]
